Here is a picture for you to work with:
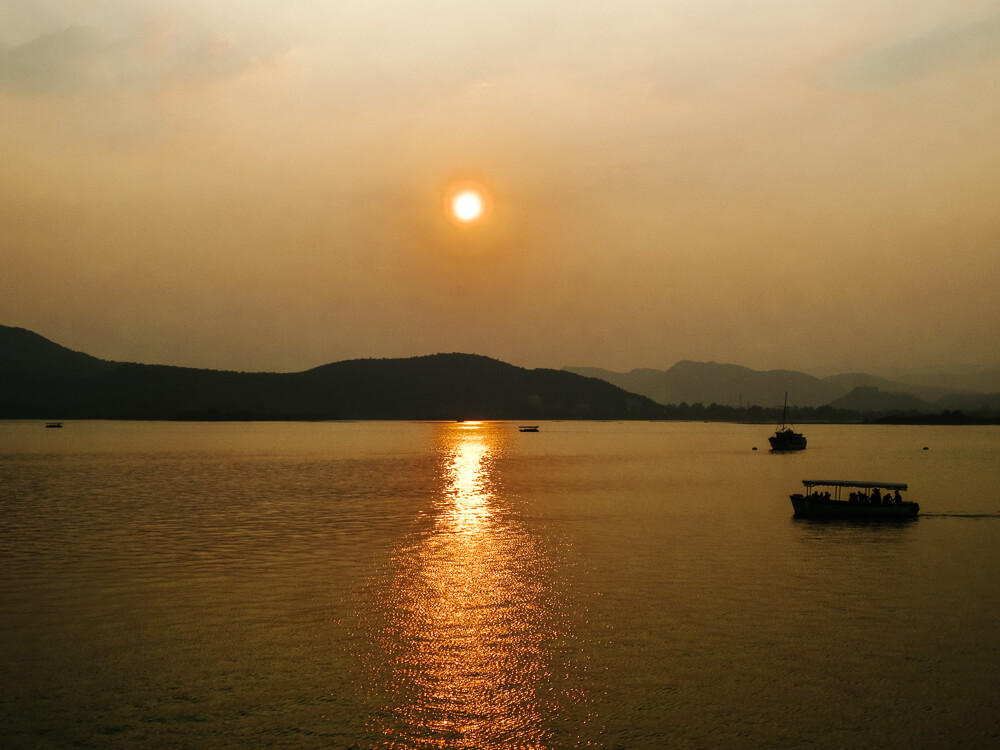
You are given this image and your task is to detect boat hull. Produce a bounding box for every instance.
[769,433,806,451]
[791,494,919,519]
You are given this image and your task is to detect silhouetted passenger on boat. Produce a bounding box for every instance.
[894,489,902,504]
[872,488,882,505]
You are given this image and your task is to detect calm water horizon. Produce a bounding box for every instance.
[2,420,999,748]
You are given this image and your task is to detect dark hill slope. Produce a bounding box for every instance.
[933,392,1000,415]
[0,327,663,420]
[822,372,960,403]
[566,361,844,407]
[0,325,114,377]
[565,361,975,409]
[828,386,936,414]
[296,354,659,419]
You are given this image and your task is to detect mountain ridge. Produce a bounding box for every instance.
[0,325,116,378]
[566,362,846,408]
[4,325,999,419]
[0,326,663,420]
[562,361,999,415]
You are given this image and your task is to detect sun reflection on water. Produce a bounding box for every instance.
[371,422,566,748]
[442,425,492,534]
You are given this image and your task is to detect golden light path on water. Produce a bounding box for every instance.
[371,422,571,748]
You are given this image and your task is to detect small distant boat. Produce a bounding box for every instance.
[790,479,919,519]
[519,425,539,433]
[769,393,806,451]
[45,422,63,429]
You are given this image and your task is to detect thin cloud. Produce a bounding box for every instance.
[0,25,106,96]
[0,16,264,99]
[826,5,1000,87]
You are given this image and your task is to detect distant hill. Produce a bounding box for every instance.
[565,361,845,408]
[565,361,976,411]
[0,325,115,377]
[933,392,1000,415]
[0,325,664,420]
[878,365,1000,395]
[5,324,994,420]
[827,386,935,414]
[821,373,957,404]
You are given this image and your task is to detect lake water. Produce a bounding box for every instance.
[2,420,999,749]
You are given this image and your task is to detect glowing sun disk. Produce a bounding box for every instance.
[452,190,484,222]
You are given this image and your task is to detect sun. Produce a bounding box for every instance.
[443,180,492,226]
[452,189,483,222]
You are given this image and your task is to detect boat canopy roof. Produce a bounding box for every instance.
[802,479,907,491]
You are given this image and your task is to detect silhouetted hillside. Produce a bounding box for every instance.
[931,392,1000,416]
[879,364,1000,395]
[566,362,844,408]
[822,372,958,403]
[5,325,995,421]
[0,325,115,377]
[566,361,981,411]
[0,327,664,420]
[828,386,935,414]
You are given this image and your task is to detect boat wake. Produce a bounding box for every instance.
[919,512,1000,520]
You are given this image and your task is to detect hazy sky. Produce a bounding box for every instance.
[3,0,999,374]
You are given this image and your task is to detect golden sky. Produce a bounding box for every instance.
[2,0,999,374]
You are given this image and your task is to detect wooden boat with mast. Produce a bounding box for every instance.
[768,392,806,451]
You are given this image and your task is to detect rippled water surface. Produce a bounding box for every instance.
[2,420,999,748]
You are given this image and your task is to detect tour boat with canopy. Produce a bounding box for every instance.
[790,479,919,519]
